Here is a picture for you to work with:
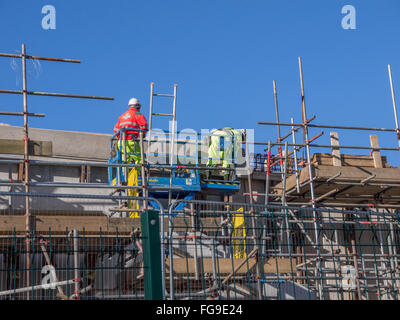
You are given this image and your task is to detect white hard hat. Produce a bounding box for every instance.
[128,97,141,107]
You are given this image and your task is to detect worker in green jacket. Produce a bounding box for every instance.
[207,128,243,179]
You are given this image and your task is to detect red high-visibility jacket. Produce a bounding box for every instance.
[113,107,148,140]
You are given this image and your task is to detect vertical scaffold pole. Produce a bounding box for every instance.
[140,131,147,210]
[298,56,324,299]
[282,142,291,256]
[388,64,400,149]
[73,229,80,299]
[168,84,178,206]
[191,203,200,280]
[273,80,284,170]
[245,138,255,206]
[148,82,155,145]
[264,141,271,206]
[122,130,127,180]
[273,80,281,141]
[22,44,31,299]
[168,204,175,300]
[245,137,263,299]
[291,118,300,193]
[172,84,177,132]
[146,82,154,196]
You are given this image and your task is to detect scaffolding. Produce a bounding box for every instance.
[0,51,399,300]
[256,58,400,210]
[0,44,114,298]
[242,57,400,299]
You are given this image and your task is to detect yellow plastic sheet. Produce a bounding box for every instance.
[232,207,247,259]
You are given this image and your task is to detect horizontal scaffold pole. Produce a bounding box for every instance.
[258,121,397,132]
[0,159,236,171]
[0,111,45,117]
[0,89,113,100]
[249,141,399,151]
[0,52,80,63]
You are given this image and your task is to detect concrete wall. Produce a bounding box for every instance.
[0,125,269,212]
[0,124,111,160]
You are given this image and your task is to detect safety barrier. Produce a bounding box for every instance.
[166,200,400,300]
[1,191,399,300]
[0,230,147,300]
[0,192,165,300]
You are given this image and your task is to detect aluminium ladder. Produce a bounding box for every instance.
[148,82,178,206]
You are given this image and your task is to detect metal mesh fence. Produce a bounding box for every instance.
[0,231,145,300]
[0,192,162,300]
[166,200,400,300]
[0,192,399,300]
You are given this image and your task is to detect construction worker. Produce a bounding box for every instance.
[113,98,148,164]
[207,128,243,180]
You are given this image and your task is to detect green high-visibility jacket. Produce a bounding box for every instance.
[207,128,242,168]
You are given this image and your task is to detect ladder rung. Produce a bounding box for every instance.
[153,94,174,97]
[152,113,174,117]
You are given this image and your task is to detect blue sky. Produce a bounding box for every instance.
[0,0,399,164]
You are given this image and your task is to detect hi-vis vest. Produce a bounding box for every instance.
[208,128,242,165]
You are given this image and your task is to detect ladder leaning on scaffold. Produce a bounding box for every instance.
[148,82,178,207]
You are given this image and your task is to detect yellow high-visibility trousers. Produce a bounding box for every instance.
[117,140,141,164]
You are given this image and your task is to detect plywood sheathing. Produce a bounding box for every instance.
[165,257,296,275]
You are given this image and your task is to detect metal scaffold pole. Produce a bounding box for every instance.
[168,84,178,207]
[264,140,271,206]
[140,131,148,210]
[273,80,281,142]
[245,137,263,299]
[298,56,325,299]
[148,82,155,145]
[257,121,398,132]
[273,80,285,181]
[388,64,400,149]
[291,118,300,193]
[282,142,292,256]
[21,44,31,299]
[0,43,114,299]
[73,229,80,299]
[274,82,290,198]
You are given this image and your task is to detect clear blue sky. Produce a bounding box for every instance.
[0,0,399,164]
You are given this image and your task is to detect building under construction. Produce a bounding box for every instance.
[0,45,400,300]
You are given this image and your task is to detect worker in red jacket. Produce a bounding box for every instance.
[113,98,148,164]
